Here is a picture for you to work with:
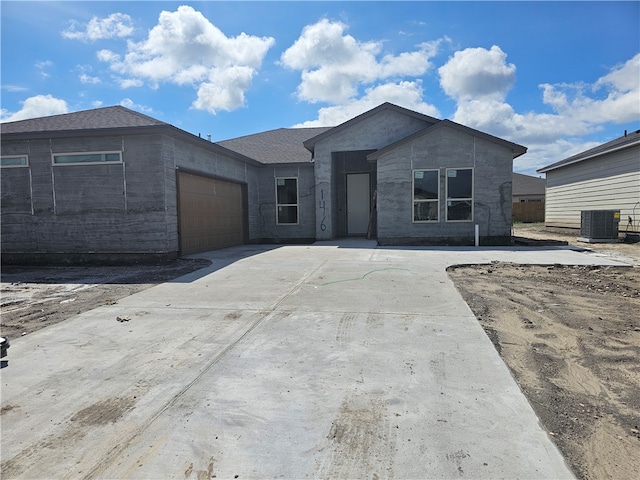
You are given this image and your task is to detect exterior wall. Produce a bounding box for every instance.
[1,134,173,263]
[376,126,513,245]
[544,145,640,233]
[254,164,316,242]
[313,110,433,239]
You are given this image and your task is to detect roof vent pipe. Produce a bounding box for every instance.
[207,134,212,142]
[624,130,627,137]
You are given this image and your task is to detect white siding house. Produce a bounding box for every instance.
[537,130,640,233]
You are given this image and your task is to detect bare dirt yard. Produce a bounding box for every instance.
[449,223,640,480]
[0,258,210,339]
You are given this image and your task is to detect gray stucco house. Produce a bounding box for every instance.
[537,130,640,233]
[1,102,526,263]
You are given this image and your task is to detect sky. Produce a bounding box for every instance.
[1,1,639,175]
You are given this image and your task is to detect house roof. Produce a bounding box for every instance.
[217,127,332,164]
[512,173,546,196]
[366,119,528,161]
[537,129,640,173]
[0,105,263,167]
[0,106,166,133]
[303,102,440,152]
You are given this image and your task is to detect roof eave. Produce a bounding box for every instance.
[537,137,640,173]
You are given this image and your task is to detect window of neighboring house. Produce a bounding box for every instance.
[446,168,473,221]
[413,169,439,222]
[1,155,28,167]
[52,151,122,165]
[276,177,298,225]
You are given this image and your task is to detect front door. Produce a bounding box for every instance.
[346,173,370,235]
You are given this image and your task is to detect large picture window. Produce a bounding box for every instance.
[276,177,298,225]
[446,168,473,221]
[53,151,122,165]
[413,169,439,222]
[0,155,28,167]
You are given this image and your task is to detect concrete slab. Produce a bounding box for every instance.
[2,244,627,479]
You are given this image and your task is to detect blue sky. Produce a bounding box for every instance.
[1,1,639,175]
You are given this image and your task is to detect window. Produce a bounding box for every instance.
[276,177,298,224]
[413,169,439,222]
[53,151,122,165]
[1,155,28,167]
[446,168,473,221]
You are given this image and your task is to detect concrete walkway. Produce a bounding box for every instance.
[1,243,628,479]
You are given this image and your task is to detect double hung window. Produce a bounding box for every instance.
[276,177,298,224]
[412,170,439,222]
[446,168,473,221]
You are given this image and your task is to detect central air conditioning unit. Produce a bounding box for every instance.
[578,210,620,243]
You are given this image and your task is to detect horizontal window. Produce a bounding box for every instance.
[413,169,439,222]
[276,177,298,225]
[1,155,28,167]
[446,168,473,221]
[53,152,122,165]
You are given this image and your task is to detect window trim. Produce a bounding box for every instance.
[1,155,29,168]
[412,168,440,223]
[52,151,123,166]
[445,167,474,222]
[275,176,299,225]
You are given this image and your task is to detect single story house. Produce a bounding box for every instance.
[512,173,545,203]
[511,173,546,223]
[537,130,640,234]
[1,102,526,264]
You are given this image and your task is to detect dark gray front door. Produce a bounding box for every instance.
[347,173,370,235]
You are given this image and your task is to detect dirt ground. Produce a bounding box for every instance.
[449,223,640,480]
[0,258,210,339]
[2,225,639,479]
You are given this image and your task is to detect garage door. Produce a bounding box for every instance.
[177,171,245,255]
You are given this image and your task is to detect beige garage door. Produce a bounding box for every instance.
[177,171,245,255]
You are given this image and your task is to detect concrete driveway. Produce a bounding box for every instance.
[1,242,627,479]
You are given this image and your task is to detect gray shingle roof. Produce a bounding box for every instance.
[0,106,166,134]
[217,127,332,164]
[512,173,546,195]
[537,129,640,173]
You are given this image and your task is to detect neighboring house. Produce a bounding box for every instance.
[512,173,546,223]
[537,130,640,233]
[1,102,526,264]
[512,173,546,203]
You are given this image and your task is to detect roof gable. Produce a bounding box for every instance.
[367,119,527,161]
[538,130,640,173]
[303,102,439,152]
[0,106,166,134]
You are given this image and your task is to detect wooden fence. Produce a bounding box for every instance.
[513,202,545,223]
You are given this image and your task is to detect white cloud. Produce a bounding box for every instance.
[62,13,134,42]
[98,5,274,113]
[79,74,100,85]
[119,98,154,114]
[35,60,53,79]
[118,78,144,88]
[438,45,516,100]
[281,19,443,104]
[0,95,68,122]
[2,85,29,93]
[438,48,639,174]
[293,81,440,127]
